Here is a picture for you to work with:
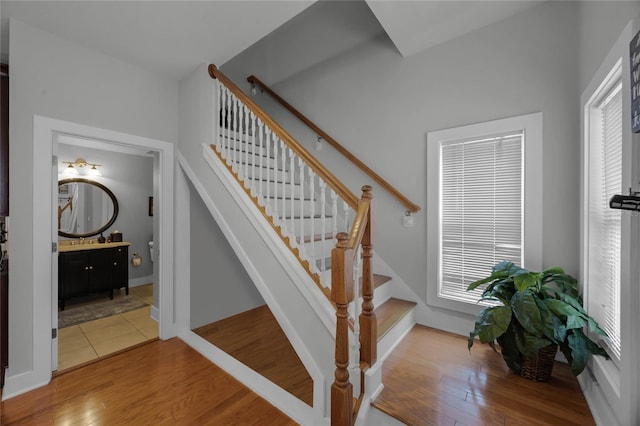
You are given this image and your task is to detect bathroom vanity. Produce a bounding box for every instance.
[58,242,130,310]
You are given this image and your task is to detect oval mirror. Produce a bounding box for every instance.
[58,178,119,238]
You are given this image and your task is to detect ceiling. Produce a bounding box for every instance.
[0,0,544,82]
[366,0,544,57]
[0,0,314,80]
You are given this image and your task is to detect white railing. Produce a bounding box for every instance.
[215,81,358,291]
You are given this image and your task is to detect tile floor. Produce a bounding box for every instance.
[57,284,158,372]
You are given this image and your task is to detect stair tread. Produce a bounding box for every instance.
[245,177,300,185]
[283,214,332,219]
[228,147,273,157]
[358,274,392,296]
[297,232,334,244]
[375,298,416,341]
[371,274,392,289]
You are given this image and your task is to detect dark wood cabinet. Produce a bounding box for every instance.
[58,244,129,310]
[112,246,128,290]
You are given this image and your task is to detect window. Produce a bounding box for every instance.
[584,63,623,362]
[427,113,542,314]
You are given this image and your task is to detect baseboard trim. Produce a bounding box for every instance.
[128,275,153,287]
[150,305,159,322]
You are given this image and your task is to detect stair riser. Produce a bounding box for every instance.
[302,239,336,260]
[217,135,270,155]
[278,218,335,239]
[265,199,327,218]
[248,180,304,199]
[239,165,292,184]
[226,155,279,169]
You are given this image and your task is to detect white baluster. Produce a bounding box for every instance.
[343,200,351,235]
[280,140,287,225]
[232,97,239,171]
[247,113,256,194]
[238,105,249,181]
[272,133,279,225]
[331,189,338,238]
[265,128,273,215]
[298,158,306,258]
[215,82,221,151]
[319,180,327,274]
[221,87,229,159]
[308,169,316,272]
[257,121,265,203]
[289,147,296,245]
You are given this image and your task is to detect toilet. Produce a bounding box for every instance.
[148,241,154,263]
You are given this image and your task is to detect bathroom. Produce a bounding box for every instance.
[56,139,158,370]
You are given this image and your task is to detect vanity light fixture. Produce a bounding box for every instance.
[62,158,101,177]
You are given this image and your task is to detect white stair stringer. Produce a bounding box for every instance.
[180,147,337,424]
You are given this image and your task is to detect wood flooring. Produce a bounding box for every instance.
[1,320,599,425]
[373,325,596,426]
[193,305,314,407]
[0,338,296,425]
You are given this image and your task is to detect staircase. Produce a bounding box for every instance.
[192,64,419,425]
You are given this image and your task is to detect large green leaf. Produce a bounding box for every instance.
[511,290,544,335]
[472,306,512,344]
[567,330,591,375]
[546,274,579,298]
[551,315,567,342]
[543,266,565,275]
[513,271,542,292]
[482,282,514,305]
[534,298,557,341]
[516,333,553,357]
[588,317,608,337]
[543,299,587,329]
[497,327,523,374]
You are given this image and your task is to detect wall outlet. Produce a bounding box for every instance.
[403,215,414,227]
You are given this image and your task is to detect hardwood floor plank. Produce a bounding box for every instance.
[1,338,296,425]
[373,325,595,426]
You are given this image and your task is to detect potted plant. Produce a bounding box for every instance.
[467,261,609,381]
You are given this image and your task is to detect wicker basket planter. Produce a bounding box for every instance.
[520,344,557,382]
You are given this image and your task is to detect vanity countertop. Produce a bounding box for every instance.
[58,241,131,253]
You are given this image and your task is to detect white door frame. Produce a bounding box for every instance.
[33,116,176,380]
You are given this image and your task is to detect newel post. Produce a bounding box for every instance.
[359,185,377,367]
[331,232,354,426]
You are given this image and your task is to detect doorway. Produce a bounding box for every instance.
[31,116,176,381]
[55,140,158,371]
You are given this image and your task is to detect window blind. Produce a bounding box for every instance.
[593,82,623,360]
[439,133,523,304]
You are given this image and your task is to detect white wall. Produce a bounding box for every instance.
[188,178,265,329]
[7,18,177,385]
[223,1,582,332]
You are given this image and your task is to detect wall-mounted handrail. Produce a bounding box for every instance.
[210,65,358,209]
[247,74,421,213]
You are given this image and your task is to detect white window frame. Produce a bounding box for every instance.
[580,20,639,426]
[427,113,543,315]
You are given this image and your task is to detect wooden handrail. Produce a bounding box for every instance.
[209,65,358,210]
[247,74,421,213]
